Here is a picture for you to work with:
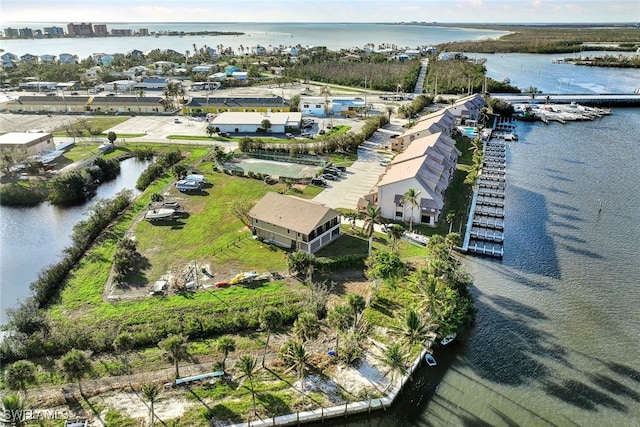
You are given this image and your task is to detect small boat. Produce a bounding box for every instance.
[175,179,201,192]
[145,208,175,221]
[425,353,437,367]
[214,281,230,287]
[441,333,457,346]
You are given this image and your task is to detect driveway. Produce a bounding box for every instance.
[312,129,396,210]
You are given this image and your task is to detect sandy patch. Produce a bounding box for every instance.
[101,389,194,422]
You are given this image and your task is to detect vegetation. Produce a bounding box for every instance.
[436,25,640,55]
[285,56,421,92]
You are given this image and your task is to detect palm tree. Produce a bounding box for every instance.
[400,188,420,232]
[401,308,432,345]
[362,205,382,255]
[446,211,456,234]
[216,336,236,373]
[1,394,25,427]
[376,343,408,393]
[386,223,404,251]
[445,232,461,259]
[327,304,354,353]
[4,360,36,398]
[136,88,145,112]
[412,268,440,317]
[386,106,395,121]
[159,334,190,381]
[260,307,283,367]
[347,293,366,328]
[59,349,92,395]
[113,332,135,383]
[141,382,161,427]
[236,355,260,416]
[280,339,309,407]
[345,211,359,229]
[292,311,320,343]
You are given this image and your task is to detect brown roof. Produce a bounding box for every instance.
[249,192,340,235]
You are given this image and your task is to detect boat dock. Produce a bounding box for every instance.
[462,134,508,258]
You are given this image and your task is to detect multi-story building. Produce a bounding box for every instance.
[67,23,94,37]
[93,24,108,36]
[44,26,65,37]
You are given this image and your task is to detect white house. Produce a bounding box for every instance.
[210,112,302,134]
[232,71,248,81]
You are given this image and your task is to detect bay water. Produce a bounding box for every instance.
[1,22,639,426]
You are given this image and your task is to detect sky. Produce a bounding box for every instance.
[1,0,639,24]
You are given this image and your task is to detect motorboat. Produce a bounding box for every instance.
[425,353,437,367]
[441,333,457,346]
[175,179,201,192]
[404,231,428,246]
[145,208,175,221]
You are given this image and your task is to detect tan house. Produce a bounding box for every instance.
[248,192,342,253]
[448,93,486,123]
[374,132,461,226]
[5,95,166,114]
[391,109,457,152]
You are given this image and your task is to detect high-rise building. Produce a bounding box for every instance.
[44,26,65,37]
[93,24,108,36]
[67,23,94,37]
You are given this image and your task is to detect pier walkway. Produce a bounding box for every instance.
[462,133,509,258]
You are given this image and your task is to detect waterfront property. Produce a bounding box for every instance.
[391,109,457,152]
[248,192,342,253]
[373,132,461,226]
[299,96,366,117]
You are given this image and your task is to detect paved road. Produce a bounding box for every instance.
[311,122,404,210]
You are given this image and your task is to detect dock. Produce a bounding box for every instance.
[462,134,508,258]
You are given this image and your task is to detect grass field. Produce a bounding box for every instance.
[224,157,322,179]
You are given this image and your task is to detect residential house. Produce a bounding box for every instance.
[20,54,38,62]
[282,47,299,56]
[251,45,267,55]
[39,54,56,63]
[59,53,76,63]
[224,65,240,76]
[232,71,248,81]
[1,52,18,68]
[248,192,342,254]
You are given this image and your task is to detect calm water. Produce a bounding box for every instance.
[0,22,508,59]
[0,158,151,323]
[1,22,639,426]
[318,108,640,426]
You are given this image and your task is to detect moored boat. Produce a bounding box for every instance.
[441,333,457,346]
[425,353,437,367]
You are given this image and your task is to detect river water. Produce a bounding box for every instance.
[0,158,152,323]
[1,23,639,426]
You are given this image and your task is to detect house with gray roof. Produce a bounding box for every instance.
[248,192,342,253]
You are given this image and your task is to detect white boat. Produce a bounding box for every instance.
[441,333,457,346]
[145,208,175,221]
[404,231,429,246]
[175,179,201,192]
[425,353,437,367]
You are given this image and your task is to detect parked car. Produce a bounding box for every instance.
[285,133,295,139]
[335,165,347,172]
[325,167,342,176]
[323,169,340,177]
[379,159,390,166]
[322,173,337,181]
[311,177,327,186]
[174,118,181,123]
